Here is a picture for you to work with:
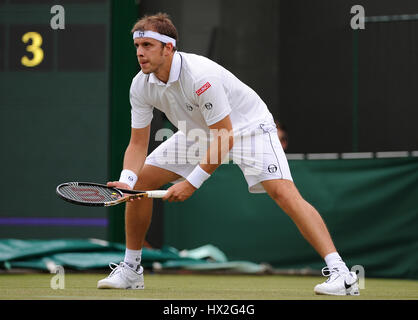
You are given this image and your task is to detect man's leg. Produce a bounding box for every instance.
[261,178,359,295]
[125,164,180,250]
[261,179,336,258]
[97,164,180,289]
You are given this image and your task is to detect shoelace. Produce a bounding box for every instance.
[107,261,142,278]
[321,266,358,289]
[321,266,345,279]
[107,262,126,277]
[321,266,336,277]
[321,267,343,284]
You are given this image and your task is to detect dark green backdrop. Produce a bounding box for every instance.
[107,0,140,243]
[0,0,111,239]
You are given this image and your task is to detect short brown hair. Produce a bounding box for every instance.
[131,13,178,50]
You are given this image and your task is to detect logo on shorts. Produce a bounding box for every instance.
[196,82,211,96]
[186,103,193,111]
[204,102,213,110]
[268,164,278,173]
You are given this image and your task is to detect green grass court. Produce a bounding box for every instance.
[1,273,417,300]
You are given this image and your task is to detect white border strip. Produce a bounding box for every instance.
[341,152,373,159]
[375,151,409,158]
[365,14,418,23]
[285,151,415,160]
[306,153,339,160]
[286,154,305,160]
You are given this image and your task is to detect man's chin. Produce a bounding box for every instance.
[139,64,152,74]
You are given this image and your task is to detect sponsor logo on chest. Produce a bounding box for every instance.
[196,82,211,96]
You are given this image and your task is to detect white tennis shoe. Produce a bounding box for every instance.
[314,267,360,296]
[97,262,144,289]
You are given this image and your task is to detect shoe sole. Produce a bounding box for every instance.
[314,290,347,296]
[97,282,144,290]
[314,288,360,296]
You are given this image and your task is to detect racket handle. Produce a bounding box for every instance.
[146,190,168,198]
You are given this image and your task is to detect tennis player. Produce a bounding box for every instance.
[97,13,359,296]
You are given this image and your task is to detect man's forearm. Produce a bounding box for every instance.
[199,129,234,174]
[123,143,148,175]
[121,126,151,178]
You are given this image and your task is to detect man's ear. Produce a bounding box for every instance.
[164,42,174,54]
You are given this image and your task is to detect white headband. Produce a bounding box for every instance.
[133,30,176,47]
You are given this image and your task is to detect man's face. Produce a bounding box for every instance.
[134,37,166,74]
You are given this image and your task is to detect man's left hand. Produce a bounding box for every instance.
[163,180,197,202]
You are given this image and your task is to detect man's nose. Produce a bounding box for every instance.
[136,47,143,57]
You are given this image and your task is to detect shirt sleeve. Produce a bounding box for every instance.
[194,76,232,126]
[130,87,154,129]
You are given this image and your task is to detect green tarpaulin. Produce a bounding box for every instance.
[0,239,267,273]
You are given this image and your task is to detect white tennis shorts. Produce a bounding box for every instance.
[145,120,293,193]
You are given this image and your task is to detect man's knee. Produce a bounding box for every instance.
[134,164,179,190]
[134,174,164,190]
[263,179,301,205]
[134,179,161,191]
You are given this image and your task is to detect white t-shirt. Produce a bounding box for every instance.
[130,51,273,136]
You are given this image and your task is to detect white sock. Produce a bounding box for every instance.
[324,252,349,273]
[124,248,142,272]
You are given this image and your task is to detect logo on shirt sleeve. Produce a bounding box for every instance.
[196,82,211,96]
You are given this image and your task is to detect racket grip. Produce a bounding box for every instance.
[146,190,168,198]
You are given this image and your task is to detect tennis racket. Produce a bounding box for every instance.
[56,182,167,207]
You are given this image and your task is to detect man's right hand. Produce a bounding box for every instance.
[107,181,142,202]
[107,181,132,190]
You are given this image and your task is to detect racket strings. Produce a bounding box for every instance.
[58,184,122,203]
